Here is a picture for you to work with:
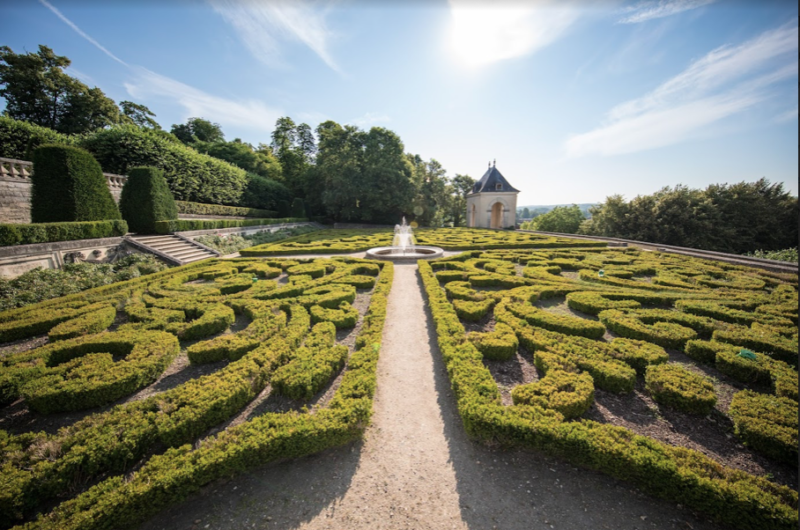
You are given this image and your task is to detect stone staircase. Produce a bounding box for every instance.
[124,234,219,265]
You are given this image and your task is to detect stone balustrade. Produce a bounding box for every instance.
[0,157,127,188]
[0,157,128,223]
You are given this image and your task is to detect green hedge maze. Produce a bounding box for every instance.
[420,246,798,530]
[0,257,392,530]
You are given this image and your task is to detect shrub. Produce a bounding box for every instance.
[468,323,519,360]
[566,291,641,315]
[241,172,293,211]
[119,167,178,234]
[0,116,74,159]
[154,217,307,234]
[176,201,276,218]
[48,304,117,342]
[644,364,717,415]
[599,309,698,350]
[31,145,121,222]
[0,220,128,247]
[452,298,495,321]
[508,302,607,340]
[310,302,359,329]
[713,327,798,366]
[77,125,249,206]
[729,390,798,465]
[511,370,595,419]
[608,338,669,376]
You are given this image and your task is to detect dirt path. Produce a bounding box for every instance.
[139,264,723,530]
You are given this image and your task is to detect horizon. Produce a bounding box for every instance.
[1,0,797,205]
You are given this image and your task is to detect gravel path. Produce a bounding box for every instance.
[139,264,723,530]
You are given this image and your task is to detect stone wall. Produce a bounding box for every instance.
[0,158,127,224]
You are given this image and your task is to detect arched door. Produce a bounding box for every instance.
[470,204,476,227]
[491,202,503,228]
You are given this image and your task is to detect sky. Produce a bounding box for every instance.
[1,0,797,206]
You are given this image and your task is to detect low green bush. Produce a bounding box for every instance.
[566,291,641,315]
[310,302,359,329]
[713,327,798,366]
[644,364,717,415]
[508,302,607,340]
[468,323,519,361]
[154,218,307,234]
[48,304,117,341]
[512,370,594,419]
[607,338,669,376]
[729,390,798,465]
[0,220,128,247]
[599,309,698,350]
[452,298,495,321]
[176,201,276,218]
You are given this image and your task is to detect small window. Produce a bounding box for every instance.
[495,183,502,190]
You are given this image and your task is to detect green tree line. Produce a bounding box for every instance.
[1,44,474,226]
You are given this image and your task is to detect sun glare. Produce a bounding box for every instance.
[448,1,578,69]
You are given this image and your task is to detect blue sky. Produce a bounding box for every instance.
[2,0,797,206]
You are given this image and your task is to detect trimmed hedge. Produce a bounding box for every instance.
[566,291,641,315]
[48,304,117,342]
[0,220,128,247]
[507,302,607,340]
[511,369,595,419]
[468,322,519,360]
[452,298,495,321]
[644,364,717,415]
[154,217,308,234]
[119,167,178,234]
[310,302,359,329]
[175,201,277,218]
[729,390,798,465]
[418,259,798,530]
[599,309,698,350]
[77,125,249,206]
[0,116,74,159]
[31,145,121,223]
[713,327,798,366]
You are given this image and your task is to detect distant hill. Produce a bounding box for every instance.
[516,203,599,219]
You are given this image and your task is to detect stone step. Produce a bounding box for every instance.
[171,247,211,258]
[182,252,216,263]
[148,241,196,251]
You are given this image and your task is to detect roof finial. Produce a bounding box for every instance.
[493,159,496,167]
[488,161,491,168]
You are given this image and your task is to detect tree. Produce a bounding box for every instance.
[119,101,160,129]
[449,174,475,227]
[409,155,449,227]
[522,207,531,218]
[531,204,584,233]
[270,116,315,197]
[0,45,120,134]
[193,138,282,181]
[170,117,224,144]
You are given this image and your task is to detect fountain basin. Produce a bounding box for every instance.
[365,246,444,262]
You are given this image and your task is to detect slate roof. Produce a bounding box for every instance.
[471,165,520,194]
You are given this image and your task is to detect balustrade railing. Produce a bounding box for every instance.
[0,157,127,188]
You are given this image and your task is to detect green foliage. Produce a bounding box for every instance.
[31,145,121,223]
[599,309,699,350]
[310,302,359,329]
[0,115,74,158]
[176,201,276,218]
[524,204,585,233]
[452,298,495,321]
[170,117,224,144]
[468,322,519,360]
[507,302,607,340]
[192,138,283,181]
[0,45,120,134]
[194,226,319,255]
[581,181,798,254]
[512,370,594,419]
[48,304,117,342]
[241,172,294,211]
[0,219,127,247]
[77,125,249,205]
[729,390,798,465]
[608,338,669,376]
[746,248,798,263]
[119,167,177,234]
[154,217,308,234]
[418,259,798,530]
[645,364,717,415]
[291,197,306,218]
[713,327,798,366]
[566,291,641,315]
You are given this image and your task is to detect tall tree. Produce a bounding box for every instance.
[119,101,160,129]
[529,204,585,233]
[450,173,475,227]
[170,117,224,144]
[270,116,315,197]
[0,45,120,134]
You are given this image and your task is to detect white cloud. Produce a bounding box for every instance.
[774,107,798,123]
[38,0,128,66]
[619,0,715,24]
[41,0,283,134]
[210,0,340,73]
[448,0,579,68]
[351,112,391,128]
[565,22,798,157]
[124,68,282,132]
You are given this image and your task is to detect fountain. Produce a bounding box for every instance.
[365,217,444,262]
